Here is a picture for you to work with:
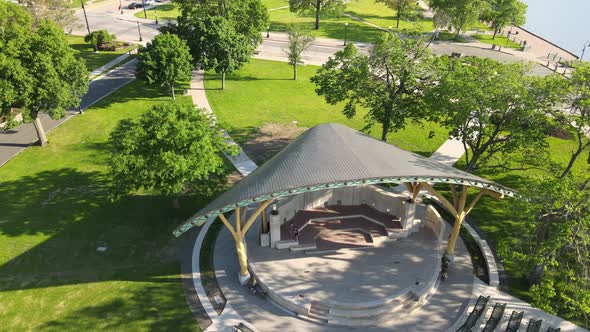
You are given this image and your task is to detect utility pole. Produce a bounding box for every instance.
[81,0,91,35]
[119,0,123,14]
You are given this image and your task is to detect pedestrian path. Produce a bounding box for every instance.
[187,70,258,177]
[0,59,138,167]
[89,53,130,78]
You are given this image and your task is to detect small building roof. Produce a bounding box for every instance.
[173,123,515,237]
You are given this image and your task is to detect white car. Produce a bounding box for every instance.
[143,0,153,5]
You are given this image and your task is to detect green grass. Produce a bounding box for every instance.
[263,0,288,10]
[435,31,467,43]
[67,35,137,72]
[134,3,180,20]
[344,0,433,33]
[0,80,203,331]
[204,59,448,156]
[267,0,433,43]
[472,34,522,49]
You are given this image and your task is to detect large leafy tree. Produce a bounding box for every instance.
[109,102,232,206]
[538,65,590,179]
[171,0,268,89]
[288,0,346,30]
[0,1,33,124]
[173,0,268,47]
[480,0,527,39]
[286,26,315,80]
[499,177,590,323]
[23,20,89,146]
[311,32,435,141]
[137,33,193,100]
[375,0,419,29]
[426,56,549,171]
[0,2,88,146]
[428,0,484,40]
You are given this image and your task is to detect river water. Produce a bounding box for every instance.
[521,0,589,57]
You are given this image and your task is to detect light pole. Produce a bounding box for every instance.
[266,26,270,38]
[80,0,91,35]
[155,8,159,25]
[137,21,143,42]
[141,0,147,19]
[580,41,590,61]
[119,0,123,14]
[344,22,349,46]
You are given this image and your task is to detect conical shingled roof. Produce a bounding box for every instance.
[173,123,515,237]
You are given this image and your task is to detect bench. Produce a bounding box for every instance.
[482,303,506,332]
[505,311,523,332]
[234,322,254,332]
[456,295,490,332]
[526,318,542,332]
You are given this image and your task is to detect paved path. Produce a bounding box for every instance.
[188,70,258,177]
[0,59,138,167]
[89,53,131,78]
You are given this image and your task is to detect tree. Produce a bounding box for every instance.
[171,0,268,89]
[499,177,590,323]
[288,0,346,30]
[0,1,33,125]
[18,0,76,29]
[137,33,193,100]
[375,0,419,29]
[311,32,434,141]
[109,102,232,206]
[480,0,527,39]
[0,3,88,146]
[539,65,590,179]
[285,26,315,80]
[428,0,484,40]
[426,56,549,172]
[21,20,89,146]
[173,0,269,48]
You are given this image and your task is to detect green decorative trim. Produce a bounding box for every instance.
[172,176,516,237]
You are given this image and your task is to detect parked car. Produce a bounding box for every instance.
[144,0,153,5]
[128,2,144,9]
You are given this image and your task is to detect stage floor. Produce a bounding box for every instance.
[248,225,439,305]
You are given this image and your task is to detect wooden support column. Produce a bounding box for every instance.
[217,199,274,282]
[421,183,503,256]
[403,182,424,202]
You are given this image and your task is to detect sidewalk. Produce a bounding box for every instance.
[0,59,138,167]
[187,70,258,177]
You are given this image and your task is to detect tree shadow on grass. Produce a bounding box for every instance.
[0,167,214,292]
[39,280,199,331]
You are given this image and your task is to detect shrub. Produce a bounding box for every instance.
[84,30,116,50]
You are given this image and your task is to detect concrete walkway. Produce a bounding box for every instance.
[187,70,258,177]
[89,53,131,78]
[0,59,138,168]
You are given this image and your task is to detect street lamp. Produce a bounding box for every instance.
[155,8,159,25]
[344,22,349,46]
[580,41,590,61]
[80,0,91,35]
[119,0,123,14]
[137,20,143,42]
[266,26,270,38]
[141,0,147,19]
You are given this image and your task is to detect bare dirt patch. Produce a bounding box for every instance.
[242,122,306,164]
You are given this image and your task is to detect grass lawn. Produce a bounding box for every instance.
[267,0,433,42]
[67,35,137,72]
[0,80,204,331]
[134,3,180,20]
[264,0,288,10]
[472,34,522,49]
[204,59,449,156]
[344,0,433,33]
